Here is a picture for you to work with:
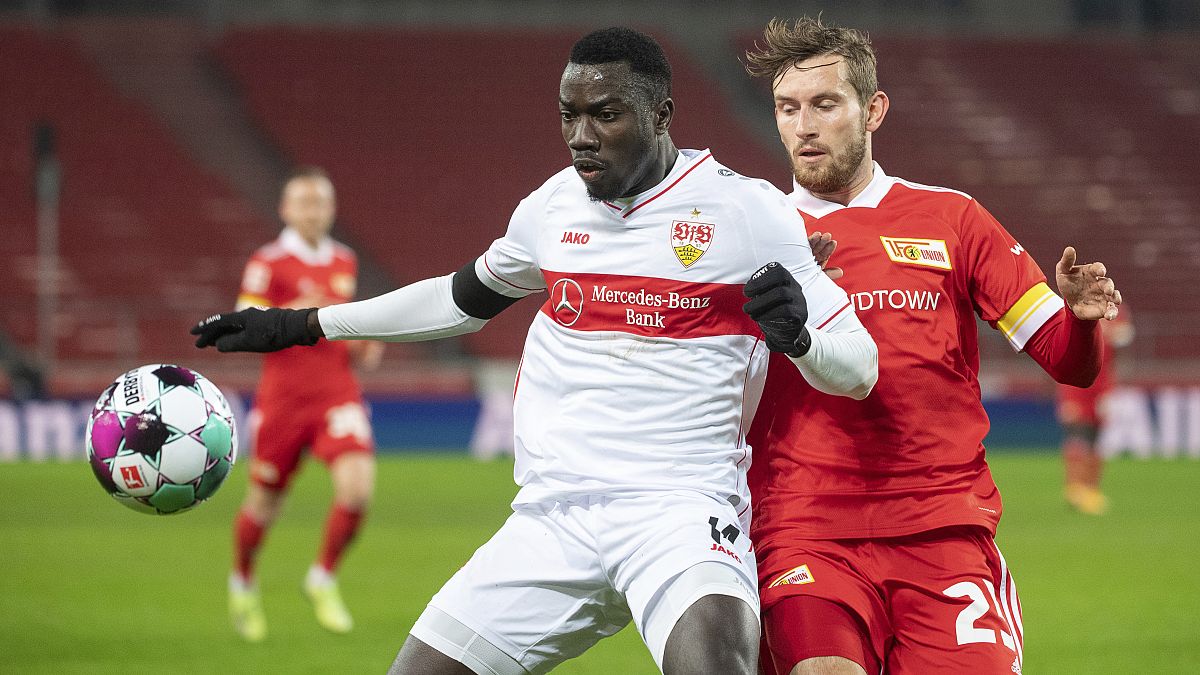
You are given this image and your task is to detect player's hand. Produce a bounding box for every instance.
[1055,246,1121,321]
[349,340,385,371]
[808,231,843,281]
[191,307,320,353]
[743,262,812,357]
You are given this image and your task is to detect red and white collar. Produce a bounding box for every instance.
[278,227,335,266]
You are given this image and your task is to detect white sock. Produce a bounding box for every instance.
[306,564,335,588]
[229,573,255,593]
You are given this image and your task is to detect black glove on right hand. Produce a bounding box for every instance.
[742,262,812,357]
[191,307,319,353]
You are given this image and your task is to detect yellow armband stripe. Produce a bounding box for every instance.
[235,294,272,311]
[996,282,1061,350]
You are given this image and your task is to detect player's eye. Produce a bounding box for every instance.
[597,110,619,122]
[560,111,575,122]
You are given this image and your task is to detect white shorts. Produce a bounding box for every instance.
[409,492,759,674]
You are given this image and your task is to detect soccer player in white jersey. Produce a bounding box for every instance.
[193,27,878,675]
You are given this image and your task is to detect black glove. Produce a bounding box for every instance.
[742,262,812,357]
[191,307,319,353]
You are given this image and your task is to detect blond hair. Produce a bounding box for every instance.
[745,17,878,106]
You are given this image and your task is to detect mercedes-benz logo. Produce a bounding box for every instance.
[550,278,584,327]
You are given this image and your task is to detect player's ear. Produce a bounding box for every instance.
[654,97,674,135]
[865,90,889,132]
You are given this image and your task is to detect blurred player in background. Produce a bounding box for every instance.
[744,17,1122,674]
[228,166,383,642]
[195,27,877,675]
[1058,307,1133,515]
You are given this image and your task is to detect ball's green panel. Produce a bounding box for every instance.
[148,483,196,514]
[112,493,157,515]
[195,458,231,501]
[200,413,233,461]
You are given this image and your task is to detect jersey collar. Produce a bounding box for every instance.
[790,161,895,217]
[602,148,713,219]
[278,227,335,266]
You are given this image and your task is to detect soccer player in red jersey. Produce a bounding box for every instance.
[227,167,383,642]
[744,18,1122,674]
[1058,307,1133,515]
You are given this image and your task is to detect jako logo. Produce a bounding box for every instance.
[560,231,590,245]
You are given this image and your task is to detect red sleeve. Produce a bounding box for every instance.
[237,252,276,307]
[960,199,1046,324]
[1022,306,1104,387]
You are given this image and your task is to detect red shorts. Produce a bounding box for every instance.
[758,526,1024,675]
[248,397,374,490]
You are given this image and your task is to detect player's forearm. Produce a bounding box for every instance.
[1023,306,1102,387]
[788,321,878,400]
[317,274,487,342]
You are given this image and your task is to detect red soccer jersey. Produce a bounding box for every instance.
[237,228,362,406]
[748,164,1060,541]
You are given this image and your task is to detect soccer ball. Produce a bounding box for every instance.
[86,364,238,515]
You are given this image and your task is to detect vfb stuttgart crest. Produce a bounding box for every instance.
[671,220,715,268]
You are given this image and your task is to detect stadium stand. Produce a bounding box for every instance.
[0,26,273,380]
[4,22,1194,393]
[880,36,1200,360]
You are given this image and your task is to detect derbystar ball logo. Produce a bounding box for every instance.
[550,278,584,327]
[880,236,952,270]
[769,564,815,588]
[671,220,715,268]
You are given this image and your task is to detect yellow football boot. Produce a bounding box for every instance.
[228,579,267,643]
[304,569,353,634]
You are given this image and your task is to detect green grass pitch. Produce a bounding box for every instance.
[2,452,1198,673]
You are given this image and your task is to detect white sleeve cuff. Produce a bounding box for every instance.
[788,313,878,400]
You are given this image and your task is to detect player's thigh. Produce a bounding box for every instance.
[885,527,1024,675]
[410,505,631,674]
[246,405,311,490]
[757,540,886,675]
[764,597,872,675]
[605,493,759,670]
[660,576,759,675]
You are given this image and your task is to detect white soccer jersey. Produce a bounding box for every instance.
[476,149,852,511]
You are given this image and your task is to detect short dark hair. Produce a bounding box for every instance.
[569,27,671,106]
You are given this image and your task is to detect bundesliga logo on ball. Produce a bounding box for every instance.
[86,364,238,515]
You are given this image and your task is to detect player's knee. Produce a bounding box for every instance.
[334,487,371,511]
[243,485,285,524]
[332,470,373,510]
[662,594,758,675]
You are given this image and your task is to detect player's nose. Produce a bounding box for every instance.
[566,118,600,151]
[793,108,819,138]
